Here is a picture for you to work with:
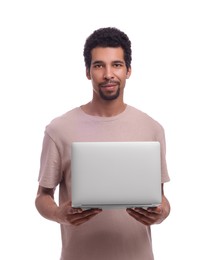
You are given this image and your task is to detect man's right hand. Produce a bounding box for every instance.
[35,186,102,226]
[54,201,102,226]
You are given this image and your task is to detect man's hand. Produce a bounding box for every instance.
[54,201,102,226]
[35,186,102,226]
[126,194,170,226]
[126,206,163,225]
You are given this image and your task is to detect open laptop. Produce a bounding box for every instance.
[71,141,162,209]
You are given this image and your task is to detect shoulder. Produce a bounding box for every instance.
[50,107,80,124]
[45,107,81,136]
[127,105,164,127]
[126,105,166,140]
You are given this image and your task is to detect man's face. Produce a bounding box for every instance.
[86,47,131,101]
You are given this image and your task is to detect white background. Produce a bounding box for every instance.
[0,0,206,259]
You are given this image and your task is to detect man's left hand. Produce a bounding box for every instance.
[126,194,170,226]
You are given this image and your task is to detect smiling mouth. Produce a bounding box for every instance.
[102,84,116,91]
[99,81,119,90]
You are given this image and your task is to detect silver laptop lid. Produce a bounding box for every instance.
[71,141,162,209]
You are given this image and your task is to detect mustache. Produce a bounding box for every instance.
[99,80,119,87]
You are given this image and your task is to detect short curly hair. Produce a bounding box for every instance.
[83,27,132,70]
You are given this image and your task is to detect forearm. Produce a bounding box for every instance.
[162,194,171,220]
[35,188,59,222]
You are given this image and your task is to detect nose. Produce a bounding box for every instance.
[103,66,114,80]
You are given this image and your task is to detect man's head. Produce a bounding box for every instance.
[83,27,132,71]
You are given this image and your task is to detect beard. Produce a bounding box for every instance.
[98,84,120,101]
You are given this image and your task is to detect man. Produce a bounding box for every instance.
[35,27,170,260]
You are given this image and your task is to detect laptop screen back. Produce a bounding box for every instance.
[71,141,161,209]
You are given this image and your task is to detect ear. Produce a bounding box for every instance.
[126,67,132,79]
[86,68,91,80]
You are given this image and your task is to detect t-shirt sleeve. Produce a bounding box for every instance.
[38,131,63,188]
[156,125,170,183]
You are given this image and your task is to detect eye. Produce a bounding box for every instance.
[113,63,123,68]
[93,63,104,69]
[94,64,103,68]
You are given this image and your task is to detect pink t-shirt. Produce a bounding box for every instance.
[38,105,170,260]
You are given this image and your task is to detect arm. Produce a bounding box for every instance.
[35,185,102,226]
[126,184,170,225]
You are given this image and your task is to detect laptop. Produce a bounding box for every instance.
[71,141,162,209]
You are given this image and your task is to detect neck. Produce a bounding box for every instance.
[81,99,127,117]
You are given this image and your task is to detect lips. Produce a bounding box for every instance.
[100,81,118,91]
[103,84,116,91]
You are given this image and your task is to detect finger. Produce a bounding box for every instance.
[73,213,99,225]
[127,208,159,225]
[76,208,101,219]
[147,206,162,214]
[133,207,162,216]
[68,207,83,214]
[69,208,100,220]
[69,210,101,226]
[127,209,151,225]
[128,207,150,217]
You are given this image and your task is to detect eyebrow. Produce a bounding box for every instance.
[92,60,104,65]
[92,60,125,65]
